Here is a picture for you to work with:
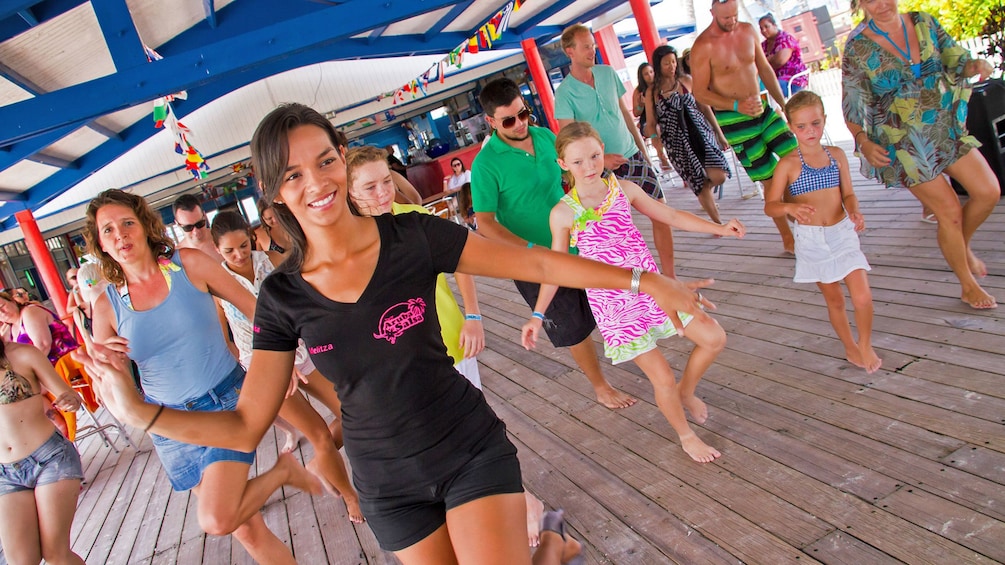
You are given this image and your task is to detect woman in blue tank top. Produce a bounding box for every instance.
[83,189,321,565]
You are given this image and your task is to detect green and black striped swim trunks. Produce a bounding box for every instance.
[715,102,797,182]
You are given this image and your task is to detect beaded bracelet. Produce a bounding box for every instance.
[527,241,534,248]
[465,314,482,321]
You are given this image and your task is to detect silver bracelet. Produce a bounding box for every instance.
[630,267,644,295]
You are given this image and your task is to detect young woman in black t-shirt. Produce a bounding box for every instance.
[79,103,717,565]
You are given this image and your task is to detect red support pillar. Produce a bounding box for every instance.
[629,0,663,62]
[521,38,559,133]
[14,209,68,319]
[593,25,634,110]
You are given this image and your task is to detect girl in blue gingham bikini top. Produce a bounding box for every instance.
[788,147,840,197]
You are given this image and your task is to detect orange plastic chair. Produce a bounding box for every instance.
[54,348,137,452]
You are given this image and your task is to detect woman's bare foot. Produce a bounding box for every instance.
[961,286,998,309]
[845,346,867,369]
[680,433,721,463]
[966,249,988,278]
[525,492,545,547]
[561,536,583,564]
[306,459,365,523]
[680,393,708,424]
[277,452,323,495]
[859,344,882,374]
[596,385,637,409]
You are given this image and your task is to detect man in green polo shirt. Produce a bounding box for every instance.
[471,78,636,410]
[554,23,676,277]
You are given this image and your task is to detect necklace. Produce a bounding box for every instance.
[868,16,922,78]
[660,77,678,96]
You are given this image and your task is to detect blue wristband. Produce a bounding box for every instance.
[733,99,739,112]
[527,241,534,248]
[465,314,482,321]
[531,312,545,320]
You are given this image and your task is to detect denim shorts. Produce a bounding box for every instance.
[148,364,256,491]
[0,430,84,496]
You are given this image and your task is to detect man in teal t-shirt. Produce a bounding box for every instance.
[471,78,637,410]
[554,24,677,277]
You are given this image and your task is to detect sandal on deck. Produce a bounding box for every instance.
[540,509,566,540]
[921,213,938,224]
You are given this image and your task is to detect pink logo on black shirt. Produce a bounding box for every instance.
[373,298,426,344]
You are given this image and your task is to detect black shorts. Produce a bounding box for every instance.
[360,431,523,552]
[514,280,597,347]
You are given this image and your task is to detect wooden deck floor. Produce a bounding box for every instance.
[9,141,1004,564]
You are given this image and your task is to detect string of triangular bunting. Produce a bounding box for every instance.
[377,0,526,105]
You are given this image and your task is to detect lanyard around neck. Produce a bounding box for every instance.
[868,17,921,78]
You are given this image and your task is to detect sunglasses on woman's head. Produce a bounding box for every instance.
[179,219,208,232]
[498,107,531,129]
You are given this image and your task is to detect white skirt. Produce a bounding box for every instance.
[793,217,871,284]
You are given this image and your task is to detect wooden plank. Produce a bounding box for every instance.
[877,486,1004,561]
[119,460,173,563]
[802,531,905,564]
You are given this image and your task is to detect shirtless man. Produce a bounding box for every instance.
[172,194,223,263]
[691,0,797,253]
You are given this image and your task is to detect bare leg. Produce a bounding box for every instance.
[0,481,86,565]
[675,316,727,426]
[0,490,43,564]
[817,281,863,368]
[447,492,532,565]
[909,168,997,309]
[192,456,321,537]
[568,337,636,409]
[299,371,344,448]
[394,523,460,565]
[844,270,881,373]
[944,149,1001,280]
[34,480,86,565]
[774,216,795,254]
[695,167,727,223]
[633,348,720,463]
[525,491,545,547]
[273,416,303,453]
[650,219,676,278]
[230,513,297,565]
[278,390,363,523]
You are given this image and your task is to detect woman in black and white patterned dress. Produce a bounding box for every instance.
[645,45,731,224]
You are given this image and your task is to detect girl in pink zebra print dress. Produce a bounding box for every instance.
[521,122,745,463]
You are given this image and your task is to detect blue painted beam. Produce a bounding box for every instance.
[0,0,463,146]
[0,190,28,201]
[367,25,387,45]
[91,0,146,70]
[421,0,474,42]
[511,0,578,36]
[27,153,76,168]
[0,125,77,169]
[13,21,490,214]
[17,7,36,25]
[86,121,121,140]
[0,0,87,43]
[0,0,43,22]
[203,0,217,29]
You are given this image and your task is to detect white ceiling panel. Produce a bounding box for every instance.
[43,127,112,162]
[0,3,116,93]
[0,160,58,192]
[0,77,32,106]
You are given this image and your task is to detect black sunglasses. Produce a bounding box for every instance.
[179,219,208,232]
[498,107,531,129]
